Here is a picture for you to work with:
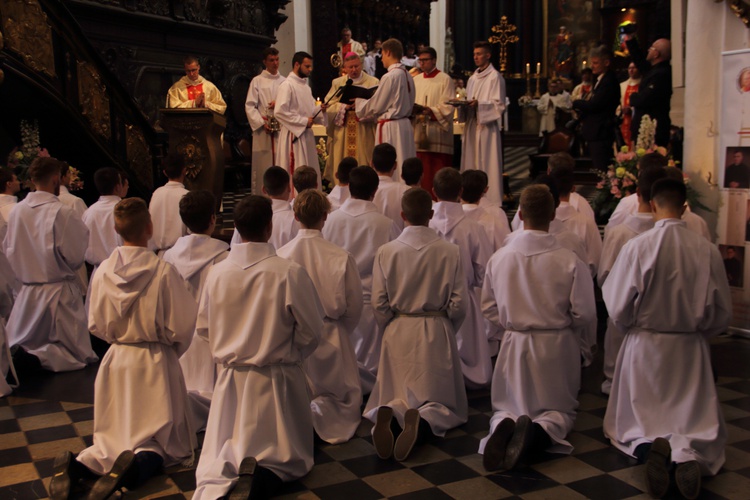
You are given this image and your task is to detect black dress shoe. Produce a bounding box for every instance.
[483,417,515,471]
[87,450,136,500]
[503,415,533,470]
[675,460,701,500]
[644,437,671,499]
[372,406,395,459]
[229,456,257,500]
[49,451,75,500]
[394,409,420,461]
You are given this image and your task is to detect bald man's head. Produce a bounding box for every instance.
[647,38,671,65]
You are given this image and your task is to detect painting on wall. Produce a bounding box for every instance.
[545,0,601,80]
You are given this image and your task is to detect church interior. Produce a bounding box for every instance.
[2,0,750,499]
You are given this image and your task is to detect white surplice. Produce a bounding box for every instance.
[607,192,711,239]
[373,174,409,232]
[413,69,455,155]
[597,212,654,395]
[602,219,731,475]
[460,65,506,204]
[363,225,468,435]
[275,72,327,188]
[430,202,493,388]
[0,194,18,228]
[0,266,15,397]
[327,185,350,211]
[59,186,89,294]
[277,230,363,444]
[4,192,97,371]
[162,234,229,431]
[478,230,596,455]
[167,75,227,114]
[462,203,511,253]
[556,202,602,275]
[193,243,322,498]
[77,247,196,473]
[322,198,400,394]
[230,198,299,250]
[537,91,572,135]
[246,70,286,194]
[82,196,122,266]
[149,181,189,251]
[355,63,416,178]
[511,192,595,231]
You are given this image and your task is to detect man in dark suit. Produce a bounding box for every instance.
[625,35,672,147]
[573,45,620,171]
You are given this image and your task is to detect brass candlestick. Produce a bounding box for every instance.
[534,72,541,98]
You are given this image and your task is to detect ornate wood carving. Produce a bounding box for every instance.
[176,135,205,180]
[0,0,56,78]
[126,124,154,189]
[77,61,112,141]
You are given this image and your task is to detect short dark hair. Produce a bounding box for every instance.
[292,166,318,193]
[162,153,186,180]
[401,187,433,226]
[650,178,686,210]
[533,174,560,207]
[473,41,492,53]
[461,170,488,204]
[183,55,199,66]
[381,38,404,59]
[59,161,71,178]
[0,168,15,193]
[294,189,330,227]
[520,185,555,228]
[638,166,667,204]
[29,157,63,184]
[336,157,358,184]
[638,152,669,171]
[581,68,593,77]
[372,143,397,173]
[549,157,575,196]
[292,51,313,67]
[262,47,279,60]
[417,47,437,59]
[94,167,122,195]
[234,194,273,242]
[348,166,379,200]
[179,190,216,233]
[433,167,462,201]
[401,157,423,185]
[263,166,290,196]
[114,198,151,242]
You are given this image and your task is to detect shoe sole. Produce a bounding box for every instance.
[675,460,701,500]
[87,450,135,500]
[49,451,73,500]
[394,409,420,462]
[483,418,515,472]
[229,457,257,500]
[645,437,671,499]
[503,415,533,470]
[373,406,394,459]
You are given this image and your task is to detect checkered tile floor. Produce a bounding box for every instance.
[2,334,750,499]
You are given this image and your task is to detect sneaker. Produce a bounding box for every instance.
[644,437,671,499]
[229,456,257,500]
[372,406,395,459]
[87,450,136,500]
[393,409,420,462]
[503,415,533,470]
[49,451,75,500]
[675,460,701,500]
[483,418,515,471]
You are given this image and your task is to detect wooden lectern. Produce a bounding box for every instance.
[160,109,226,213]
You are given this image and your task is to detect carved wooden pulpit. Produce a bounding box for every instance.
[160,109,226,212]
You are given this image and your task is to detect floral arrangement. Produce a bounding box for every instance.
[518,95,535,107]
[591,115,709,223]
[6,120,49,188]
[67,166,84,191]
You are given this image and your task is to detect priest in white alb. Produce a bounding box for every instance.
[167,55,227,114]
[277,190,363,444]
[4,157,98,372]
[324,52,378,184]
[602,179,730,499]
[412,46,455,195]
[245,47,286,194]
[355,38,416,179]
[459,41,506,205]
[275,51,327,189]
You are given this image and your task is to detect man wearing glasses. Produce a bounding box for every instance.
[167,55,227,114]
[412,47,455,194]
